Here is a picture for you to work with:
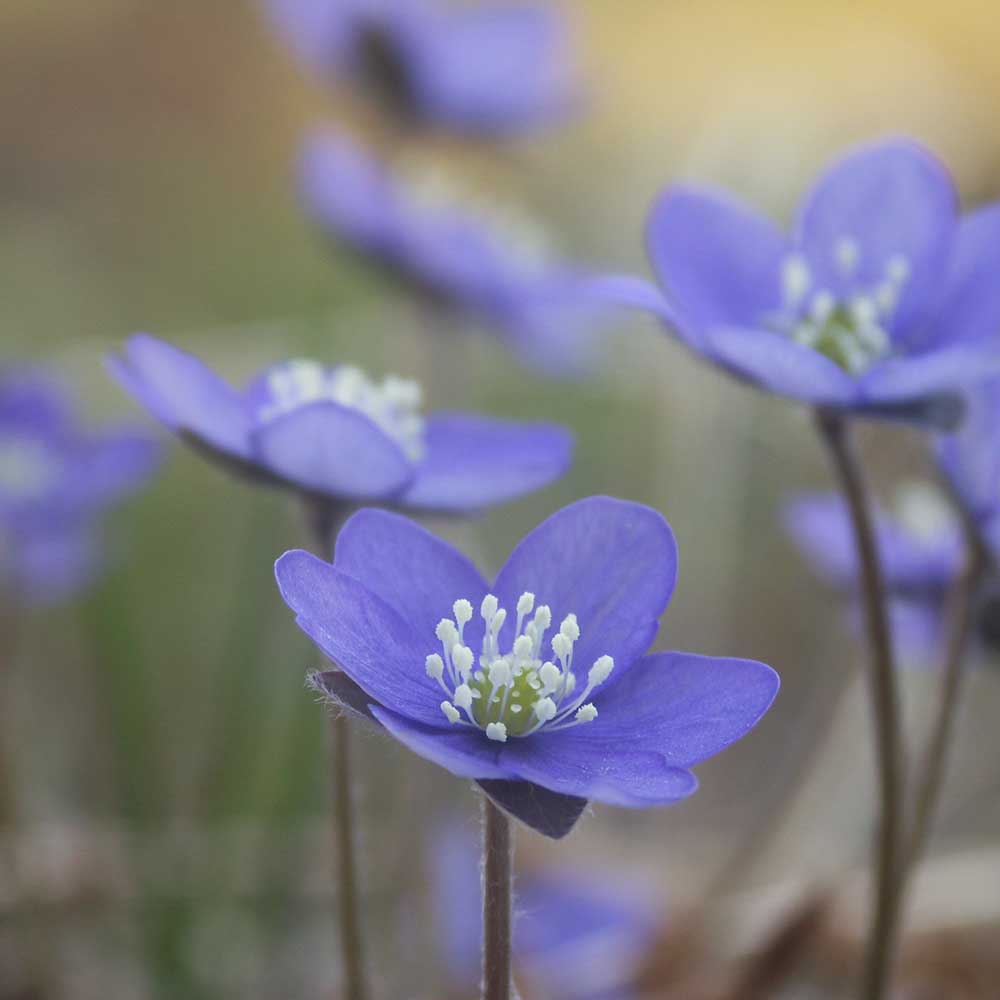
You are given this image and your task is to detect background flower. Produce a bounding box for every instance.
[598,139,1000,425]
[110,335,572,512]
[266,0,579,136]
[277,496,779,836]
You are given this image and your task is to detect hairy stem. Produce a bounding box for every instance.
[307,499,368,1000]
[481,795,514,1000]
[814,409,904,1000]
[900,511,988,891]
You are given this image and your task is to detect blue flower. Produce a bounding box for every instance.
[275,496,779,836]
[598,139,1000,426]
[299,131,603,376]
[431,824,661,1000]
[784,488,964,666]
[267,0,578,136]
[109,335,572,512]
[0,368,160,604]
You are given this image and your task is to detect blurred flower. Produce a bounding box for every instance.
[431,823,661,999]
[784,485,972,666]
[276,496,779,836]
[109,335,572,512]
[267,0,578,136]
[0,368,159,604]
[300,132,604,376]
[598,139,1000,426]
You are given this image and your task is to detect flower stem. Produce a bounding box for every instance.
[814,409,904,1000]
[306,499,369,1000]
[899,509,988,891]
[481,795,514,1000]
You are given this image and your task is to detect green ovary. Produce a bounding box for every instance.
[470,666,544,736]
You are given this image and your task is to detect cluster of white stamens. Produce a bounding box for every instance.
[771,238,911,374]
[428,592,613,742]
[0,435,57,499]
[258,360,425,460]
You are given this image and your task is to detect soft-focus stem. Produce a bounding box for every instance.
[306,498,369,1000]
[481,795,514,1000]
[899,513,988,893]
[0,598,18,825]
[814,409,903,1000]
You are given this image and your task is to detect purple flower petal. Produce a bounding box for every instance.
[937,380,1000,522]
[332,506,489,643]
[72,429,162,508]
[702,325,857,405]
[400,414,572,512]
[475,779,588,839]
[250,401,415,500]
[796,139,957,338]
[646,186,789,329]
[108,335,252,459]
[861,344,1000,402]
[274,550,446,725]
[585,273,679,327]
[492,497,677,684]
[932,203,1000,347]
[370,704,509,778]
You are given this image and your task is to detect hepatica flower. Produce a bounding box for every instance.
[600,139,1000,425]
[109,335,571,512]
[267,0,578,136]
[276,496,779,836]
[299,131,603,376]
[785,486,965,665]
[0,368,159,603]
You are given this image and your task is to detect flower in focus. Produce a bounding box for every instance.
[276,496,779,836]
[109,335,572,512]
[431,824,661,1000]
[299,131,604,376]
[598,139,1000,426]
[784,485,970,666]
[0,368,160,604]
[266,0,578,136]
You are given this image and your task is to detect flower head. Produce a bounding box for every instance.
[276,496,779,836]
[267,0,579,136]
[432,823,661,999]
[598,139,1000,426]
[298,132,604,376]
[109,335,572,512]
[0,368,160,603]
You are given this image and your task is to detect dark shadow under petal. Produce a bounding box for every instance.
[307,669,381,721]
[476,779,588,839]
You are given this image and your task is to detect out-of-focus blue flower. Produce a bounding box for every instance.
[598,139,1000,426]
[299,131,603,376]
[784,487,966,666]
[937,378,1000,557]
[276,496,779,836]
[0,369,160,604]
[109,335,572,513]
[267,0,578,136]
[431,824,661,999]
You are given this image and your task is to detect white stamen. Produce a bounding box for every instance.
[588,655,615,686]
[452,645,474,679]
[886,254,910,284]
[454,684,473,710]
[809,291,835,323]
[441,701,460,724]
[576,704,598,723]
[516,592,535,616]
[533,697,557,723]
[481,594,498,621]
[425,654,444,680]
[453,599,472,627]
[488,661,511,687]
[834,237,860,276]
[486,723,508,743]
[560,614,580,642]
[781,254,811,307]
[538,661,561,692]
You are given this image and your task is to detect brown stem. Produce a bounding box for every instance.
[481,795,514,1000]
[814,409,904,1000]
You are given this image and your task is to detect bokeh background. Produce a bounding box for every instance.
[4,1,1000,996]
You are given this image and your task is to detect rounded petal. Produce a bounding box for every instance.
[108,335,252,459]
[933,203,1000,347]
[646,185,789,329]
[250,401,415,500]
[333,507,489,644]
[533,651,779,770]
[861,344,1000,403]
[400,414,572,512]
[0,368,74,434]
[796,140,956,336]
[937,380,1000,520]
[585,273,679,326]
[702,325,857,405]
[492,496,677,682]
[72,429,161,507]
[370,704,509,778]
[274,550,444,725]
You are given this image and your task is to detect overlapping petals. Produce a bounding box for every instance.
[277,496,779,835]
[110,334,572,512]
